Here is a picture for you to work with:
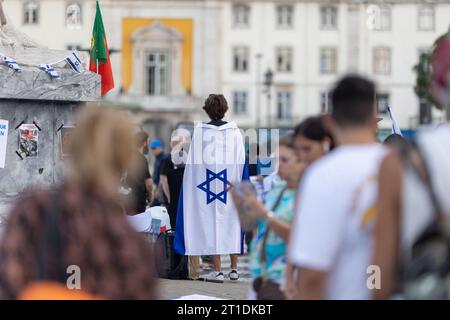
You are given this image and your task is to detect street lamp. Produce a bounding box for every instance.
[264,68,274,128]
[255,53,263,128]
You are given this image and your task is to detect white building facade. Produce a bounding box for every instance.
[3,0,450,132]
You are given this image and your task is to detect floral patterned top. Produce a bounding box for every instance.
[249,180,296,284]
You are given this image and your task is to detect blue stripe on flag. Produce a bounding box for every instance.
[73,52,81,63]
[173,188,186,255]
[240,159,250,254]
[242,159,250,181]
[66,58,78,72]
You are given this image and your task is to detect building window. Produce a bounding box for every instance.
[23,2,39,25]
[320,91,331,113]
[233,4,250,28]
[276,47,293,73]
[233,47,249,72]
[66,3,82,29]
[320,48,337,74]
[276,5,293,29]
[418,47,432,73]
[233,91,248,115]
[376,93,390,114]
[419,100,432,125]
[375,6,391,31]
[373,47,391,75]
[277,91,292,120]
[418,5,435,31]
[320,6,337,29]
[145,51,170,96]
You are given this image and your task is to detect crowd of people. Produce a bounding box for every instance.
[0,34,449,300]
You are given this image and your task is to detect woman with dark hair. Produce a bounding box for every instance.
[283,116,335,299]
[174,94,247,283]
[293,116,334,166]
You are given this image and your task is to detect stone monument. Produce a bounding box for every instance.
[0,0,101,225]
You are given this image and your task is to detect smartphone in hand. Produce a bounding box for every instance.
[233,180,257,198]
[232,181,258,231]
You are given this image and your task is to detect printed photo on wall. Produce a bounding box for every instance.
[18,124,38,158]
[59,126,75,158]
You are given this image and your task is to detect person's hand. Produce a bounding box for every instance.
[281,281,298,300]
[230,184,257,212]
[230,184,268,220]
[245,194,268,220]
[282,264,299,300]
[230,184,246,210]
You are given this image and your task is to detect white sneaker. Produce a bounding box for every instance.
[229,269,239,281]
[206,271,224,283]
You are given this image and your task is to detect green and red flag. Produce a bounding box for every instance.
[89,0,114,96]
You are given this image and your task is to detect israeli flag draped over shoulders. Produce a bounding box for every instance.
[174,121,248,256]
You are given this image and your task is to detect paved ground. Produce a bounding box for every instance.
[160,255,251,300]
[159,278,249,300]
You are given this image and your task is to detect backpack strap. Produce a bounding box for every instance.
[260,186,289,276]
[407,139,443,222]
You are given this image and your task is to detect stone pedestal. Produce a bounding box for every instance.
[0,63,101,219]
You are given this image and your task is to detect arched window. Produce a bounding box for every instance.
[23,1,39,25]
[66,3,82,29]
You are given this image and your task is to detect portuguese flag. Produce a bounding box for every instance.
[89,1,114,96]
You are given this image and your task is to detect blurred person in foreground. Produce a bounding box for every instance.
[289,75,388,299]
[123,130,153,215]
[231,138,304,300]
[373,33,450,300]
[0,106,157,300]
[283,115,335,299]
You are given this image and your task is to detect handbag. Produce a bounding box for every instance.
[252,186,288,300]
[400,141,450,299]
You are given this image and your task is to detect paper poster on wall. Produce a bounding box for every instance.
[0,120,9,168]
[60,126,75,158]
[18,124,38,158]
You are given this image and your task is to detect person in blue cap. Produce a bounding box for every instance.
[150,139,169,207]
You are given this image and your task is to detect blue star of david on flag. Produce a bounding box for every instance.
[197,169,231,205]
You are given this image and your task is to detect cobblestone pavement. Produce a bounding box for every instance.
[159,278,249,300]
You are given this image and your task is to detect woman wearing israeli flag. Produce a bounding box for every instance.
[174,94,248,283]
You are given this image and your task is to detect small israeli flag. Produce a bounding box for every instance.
[39,64,60,79]
[65,51,84,73]
[387,106,403,136]
[2,56,21,73]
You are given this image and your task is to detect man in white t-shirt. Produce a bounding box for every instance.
[289,75,388,299]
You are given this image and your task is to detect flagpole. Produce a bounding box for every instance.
[96,1,99,75]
